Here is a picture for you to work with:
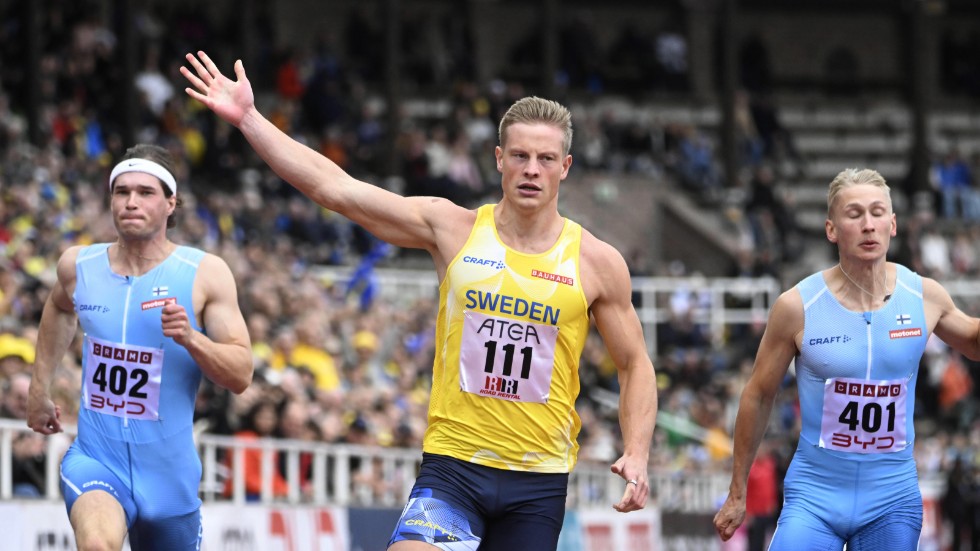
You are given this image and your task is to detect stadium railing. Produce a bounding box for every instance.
[0,418,728,513]
[315,267,783,357]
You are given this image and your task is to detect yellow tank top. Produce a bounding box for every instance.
[423,204,590,473]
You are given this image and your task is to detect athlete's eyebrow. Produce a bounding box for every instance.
[843,199,888,210]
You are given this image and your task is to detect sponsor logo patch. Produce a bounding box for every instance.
[808,335,852,346]
[462,256,506,270]
[141,297,176,311]
[530,269,574,286]
[889,327,922,339]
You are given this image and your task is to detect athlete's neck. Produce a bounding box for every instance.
[837,261,892,306]
[493,203,564,253]
[114,240,174,269]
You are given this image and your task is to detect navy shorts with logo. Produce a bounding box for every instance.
[388,452,569,551]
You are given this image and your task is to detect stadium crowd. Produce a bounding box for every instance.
[1,3,980,545]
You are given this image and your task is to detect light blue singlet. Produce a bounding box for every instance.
[60,243,207,550]
[770,264,926,551]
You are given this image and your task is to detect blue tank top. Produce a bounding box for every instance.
[795,264,927,462]
[74,243,205,444]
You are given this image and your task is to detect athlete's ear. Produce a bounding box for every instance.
[825,218,838,244]
[559,154,572,180]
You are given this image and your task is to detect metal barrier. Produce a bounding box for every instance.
[313,268,980,357]
[0,418,727,512]
[315,267,782,357]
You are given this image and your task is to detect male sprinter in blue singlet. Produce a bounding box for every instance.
[27,144,253,551]
[715,168,980,550]
[181,52,658,551]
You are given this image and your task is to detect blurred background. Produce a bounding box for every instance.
[1,0,980,549]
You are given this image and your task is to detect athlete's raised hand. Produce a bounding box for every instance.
[181,51,254,128]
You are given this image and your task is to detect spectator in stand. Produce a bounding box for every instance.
[919,225,952,279]
[446,133,487,206]
[745,439,779,551]
[1,371,49,497]
[676,124,721,201]
[735,91,764,169]
[0,332,34,383]
[654,17,689,92]
[1,370,30,419]
[275,47,306,102]
[277,399,318,499]
[941,456,972,551]
[246,311,274,368]
[135,44,176,124]
[951,229,979,277]
[931,150,976,221]
[287,314,341,393]
[745,164,799,264]
[225,399,290,501]
[748,93,802,172]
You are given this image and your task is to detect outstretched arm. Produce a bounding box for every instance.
[180,51,465,259]
[713,288,801,541]
[585,239,657,513]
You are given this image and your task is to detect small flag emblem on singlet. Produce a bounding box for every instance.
[896,314,911,325]
[152,286,169,297]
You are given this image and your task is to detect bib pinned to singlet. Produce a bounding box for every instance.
[82,335,164,421]
[818,376,909,454]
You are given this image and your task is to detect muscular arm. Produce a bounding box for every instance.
[926,277,980,360]
[584,238,657,513]
[28,247,81,434]
[181,52,469,271]
[714,288,801,541]
[163,254,253,394]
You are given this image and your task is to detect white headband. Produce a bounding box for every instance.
[109,159,177,195]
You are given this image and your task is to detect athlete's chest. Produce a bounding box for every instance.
[800,299,926,379]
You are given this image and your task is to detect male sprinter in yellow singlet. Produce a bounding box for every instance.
[182,51,657,551]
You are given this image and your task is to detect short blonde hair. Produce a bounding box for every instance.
[498,96,573,156]
[827,168,891,216]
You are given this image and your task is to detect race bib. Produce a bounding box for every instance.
[82,335,164,421]
[458,310,559,403]
[818,377,908,454]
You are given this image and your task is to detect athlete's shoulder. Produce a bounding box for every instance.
[55,245,86,281]
[774,286,804,311]
[578,228,631,305]
[193,252,239,295]
[891,262,923,287]
[432,197,480,231]
[920,273,954,310]
[74,242,111,261]
[579,228,626,270]
[59,244,86,264]
[172,245,208,262]
[767,287,804,336]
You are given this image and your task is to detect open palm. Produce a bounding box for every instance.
[181,51,254,128]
